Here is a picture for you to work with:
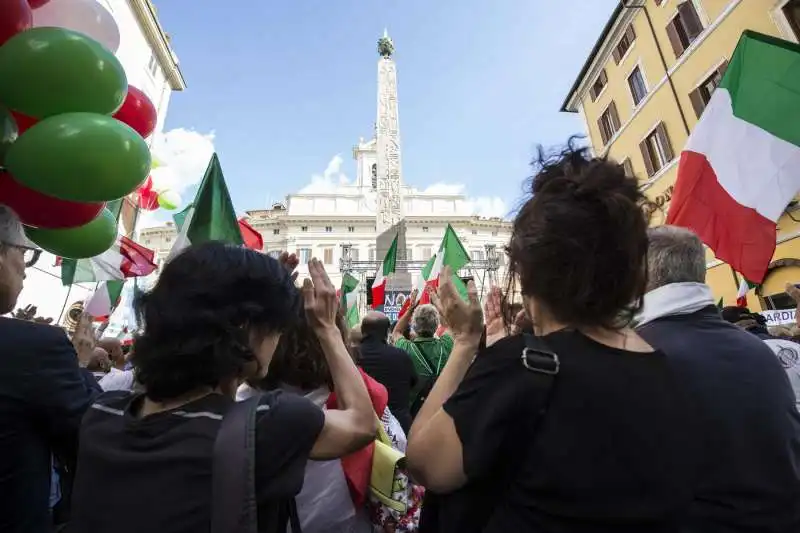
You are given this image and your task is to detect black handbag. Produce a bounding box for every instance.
[211,396,302,533]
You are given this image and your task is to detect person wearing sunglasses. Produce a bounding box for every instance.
[0,204,100,533]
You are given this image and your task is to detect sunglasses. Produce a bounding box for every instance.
[3,243,41,268]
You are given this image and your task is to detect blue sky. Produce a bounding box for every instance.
[153,0,619,218]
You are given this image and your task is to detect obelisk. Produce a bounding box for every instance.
[375,29,410,295]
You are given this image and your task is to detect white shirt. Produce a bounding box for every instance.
[99,368,135,392]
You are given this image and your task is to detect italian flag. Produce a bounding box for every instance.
[84,281,125,320]
[736,278,758,307]
[341,273,360,328]
[667,31,800,283]
[168,153,243,261]
[371,234,398,309]
[60,236,158,286]
[59,236,157,320]
[399,225,470,317]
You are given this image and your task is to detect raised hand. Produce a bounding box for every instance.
[278,251,300,283]
[302,259,338,331]
[429,266,483,344]
[72,312,96,367]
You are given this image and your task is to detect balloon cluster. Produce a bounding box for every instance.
[0,0,169,259]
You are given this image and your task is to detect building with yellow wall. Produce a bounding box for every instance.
[561,0,800,313]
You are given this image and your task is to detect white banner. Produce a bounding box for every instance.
[759,308,797,326]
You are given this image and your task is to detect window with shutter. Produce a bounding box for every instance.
[656,123,674,162]
[655,0,666,5]
[590,69,607,101]
[640,123,674,177]
[668,2,703,59]
[621,158,635,178]
[640,139,656,177]
[689,62,728,118]
[614,25,636,63]
[785,0,800,41]
[628,66,647,106]
[597,102,620,146]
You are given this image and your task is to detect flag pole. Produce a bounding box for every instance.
[729,265,741,291]
[56,283,73,324]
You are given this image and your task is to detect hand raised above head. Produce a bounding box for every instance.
[429,266,483,344]
[484,286,505,337]
[278,251,300,282]
[302,259,338,331]
[72,312,96,366]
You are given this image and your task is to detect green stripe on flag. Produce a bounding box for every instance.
[721,31,800,147]
[186,154,243,246]
[382,235,398,276]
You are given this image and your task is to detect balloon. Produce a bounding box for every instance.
[113,86,157,138]
[137,177,159,211]
[0,107,18,165]
[0,0,32,47]
[6,113,150,202]
[27,0,51,7]
[0,27,126,118]
[25,208,117,258]
[32,0,120,53]
[0,171,104,228]
[9,110,37,134]
[157,190,181,211]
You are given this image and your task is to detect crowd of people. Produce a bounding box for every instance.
[1,141,800,533]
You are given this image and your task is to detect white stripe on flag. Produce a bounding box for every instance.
[167,207,195,262]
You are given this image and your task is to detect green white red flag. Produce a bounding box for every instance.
[341,273,360,328]
[59,235,157,286]
[168,153,243,261]
[371,234,398,309]
[667,31,800,283]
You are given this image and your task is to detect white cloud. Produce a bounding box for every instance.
[296,155,508,218]
[299,154,352,194]
[150,128,216,195]
[134,128,216,229]
[416,182,508,219]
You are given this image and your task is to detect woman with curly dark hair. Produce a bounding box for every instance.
[240,305,414,533]
[406,141,698,532]
[67,243,376,533]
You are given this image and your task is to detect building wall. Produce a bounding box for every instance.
[568,0,800,310]
[100,0,174,140]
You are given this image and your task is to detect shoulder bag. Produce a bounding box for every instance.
[212,396,303,533]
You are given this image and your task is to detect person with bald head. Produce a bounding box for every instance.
[358,310,418,432]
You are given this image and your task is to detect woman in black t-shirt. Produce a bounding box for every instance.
[67,243,377,533]
[406,141,698,533]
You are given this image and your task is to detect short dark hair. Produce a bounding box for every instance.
[361,313,390,340]
[257,306,352,392]
[131,242,300,402]
[506,139,648,329]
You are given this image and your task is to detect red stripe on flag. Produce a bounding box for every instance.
[238,218,264,251]
[667,151,776,283]
[118,236,157,278]
[371,281,386,310]
[397,296,412,319]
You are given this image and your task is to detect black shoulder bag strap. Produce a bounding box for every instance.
[518,331,560,426]
[212,396,260,533]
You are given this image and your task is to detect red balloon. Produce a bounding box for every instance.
[9,110,37,134]
[0,171,104,229]
[137,176,159,210]
[0,0,32,47]
[113,86,157,139]
[27,0,50,8]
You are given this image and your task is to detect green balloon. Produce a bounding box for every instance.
[0,27,127,118]
[0,106,18,165]
[6,113,150,202]
[25,208,117,259]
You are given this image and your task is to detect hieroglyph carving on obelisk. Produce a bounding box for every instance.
[375,30,403,235]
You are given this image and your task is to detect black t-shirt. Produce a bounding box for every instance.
[358,337,418,432]
[67,390,324,533]
[428,331,698,533]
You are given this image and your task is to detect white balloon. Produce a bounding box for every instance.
[32,0,120,54]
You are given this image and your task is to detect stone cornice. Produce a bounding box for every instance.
[128,0,186,90]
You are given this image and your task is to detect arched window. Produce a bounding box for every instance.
[371,164,377,189]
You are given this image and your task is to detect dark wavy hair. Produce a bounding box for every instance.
[506,138,649,329]
[257,306,352,392]
[131,242,301,401]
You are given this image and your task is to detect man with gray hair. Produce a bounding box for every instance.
[392,298,454,417]
[0,205,100,532]
[636,225,800,532]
